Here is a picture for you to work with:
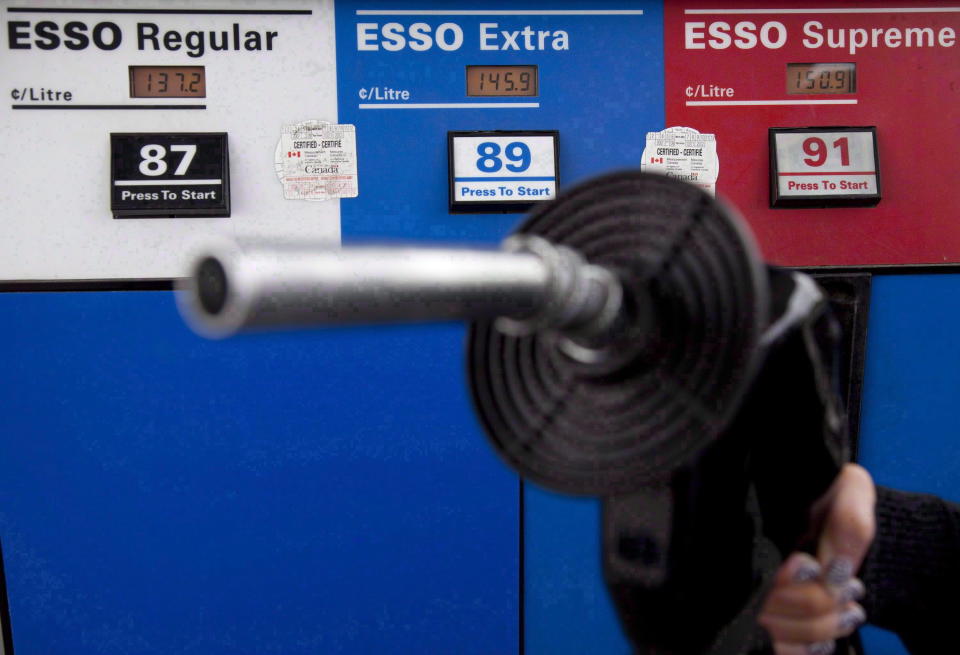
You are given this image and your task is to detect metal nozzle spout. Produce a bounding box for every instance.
[177,237,626,353]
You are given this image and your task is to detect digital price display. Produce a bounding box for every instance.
[786,63,855,95]
[466,65,538,97]
[770,127,880,208]
[130,66,206,98]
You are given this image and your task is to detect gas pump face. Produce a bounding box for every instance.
[1,2,959,655]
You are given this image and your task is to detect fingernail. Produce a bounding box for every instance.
[838,604,867,633]
[825,556,854,586]
[838,578,865,604]
[807,641,836,655]
[793,558,823,583]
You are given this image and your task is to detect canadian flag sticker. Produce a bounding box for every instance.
[641,127,719,196]
[274,120,359,201]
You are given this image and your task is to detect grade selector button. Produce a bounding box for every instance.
[110,133,230,218]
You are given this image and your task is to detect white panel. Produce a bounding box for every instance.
[0,0,340,281]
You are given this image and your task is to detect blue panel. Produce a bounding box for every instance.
[524,487,630,655]
[860,626,909,655]
[0,291,517,654]
[333,2,663,652]
[857,274,960,655]
[858,275,960,503]
[337,1,664,654]
[331,1,668,650]
[335,0,663,243]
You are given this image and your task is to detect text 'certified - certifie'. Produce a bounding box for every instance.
[275,121,358,201]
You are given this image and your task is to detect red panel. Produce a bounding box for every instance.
[665,1,960,266]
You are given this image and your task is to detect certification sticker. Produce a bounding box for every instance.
[275,121,358,201]
[641,127,719,196]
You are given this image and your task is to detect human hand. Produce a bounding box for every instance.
[757,463,876,655]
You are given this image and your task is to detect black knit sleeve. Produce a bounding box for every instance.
[859,486,960,654]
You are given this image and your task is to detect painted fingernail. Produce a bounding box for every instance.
[838,578,866,604]
[838,604,867,633]
[825,556,855,586]
[793,558,823,583]
[807,641,836,655]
